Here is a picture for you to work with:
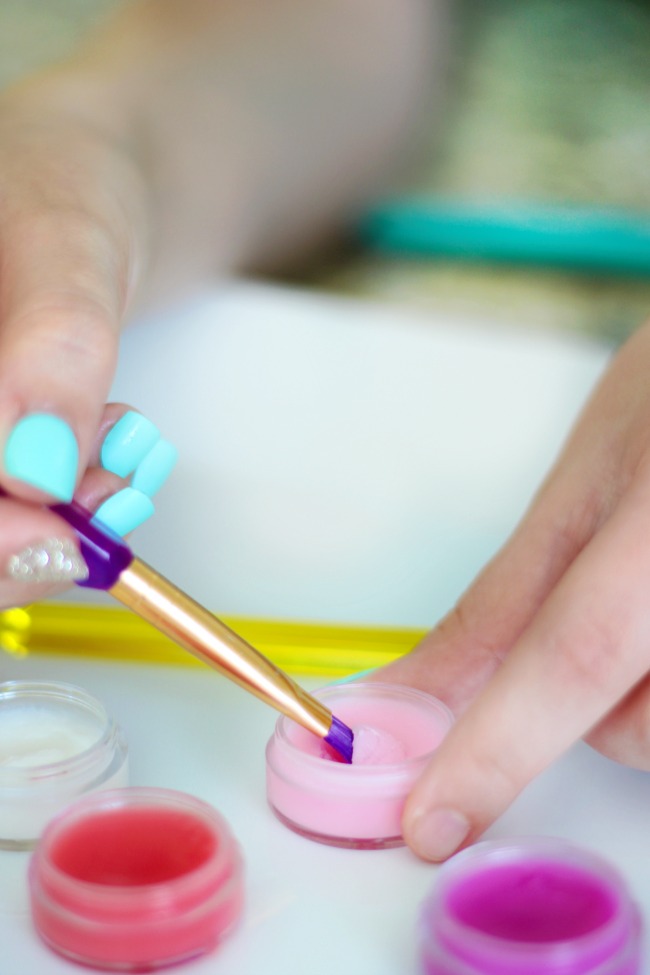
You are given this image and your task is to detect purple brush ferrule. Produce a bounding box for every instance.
[51,501,134,591]
[324,715,355,764]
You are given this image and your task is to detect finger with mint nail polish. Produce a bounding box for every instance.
[132,440,178,496]
[89,406,177,501]
[89,405,176,497]
[4,413,79,501]
[100,411,161,478]
[92,487,155,537]
[74,405,175,536]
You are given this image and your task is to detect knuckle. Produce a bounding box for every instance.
[8,203,131,308]
[10,295,118,376]
[550,612,620,699]
[442,600,508,669]
[19,205,123,272]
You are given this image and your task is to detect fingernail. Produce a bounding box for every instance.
[4,414,78,500]
[100,411,160,477]
[330,667,377,685]
[92,487,154,536]
[409,808,471,862]
[131,439,178,497]
[6,538,89,583]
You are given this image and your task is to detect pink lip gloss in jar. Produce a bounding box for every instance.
[419,839,642,975]
[29,787,244,972]
[266,682,453,849]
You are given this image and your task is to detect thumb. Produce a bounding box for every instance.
[402,487,650,860]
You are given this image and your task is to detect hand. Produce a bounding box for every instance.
[0,75,172,610]
[380,321,650,860]
[0,0,433,615]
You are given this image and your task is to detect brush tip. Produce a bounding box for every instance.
[324,714,354,764]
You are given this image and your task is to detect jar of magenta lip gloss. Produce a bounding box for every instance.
[29,787,244,972]
[419,839,642,975]
[0,680,128,850]
[265,682,453,849]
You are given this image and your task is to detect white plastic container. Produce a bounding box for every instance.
[0,681,128,849]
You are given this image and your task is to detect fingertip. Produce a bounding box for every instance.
[100,410,160,477]
[403,804,472,862]
[92,487,155,536]
[3,412,79,501]
[131,439,178,496]
[91,405,178,498]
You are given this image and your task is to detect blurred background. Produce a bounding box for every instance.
[1,0,648,344]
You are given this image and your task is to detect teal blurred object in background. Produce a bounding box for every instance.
[361,199,650,277]
[2,0,649,345]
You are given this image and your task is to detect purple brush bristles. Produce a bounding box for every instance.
[325,715,354,764]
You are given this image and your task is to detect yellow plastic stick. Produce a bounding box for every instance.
[0,603,422,677]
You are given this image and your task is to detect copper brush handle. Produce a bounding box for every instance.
[111,558,333,736]
[51,500,354,761]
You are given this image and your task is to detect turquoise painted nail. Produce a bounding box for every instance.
[92,487,154,536]
[132,440,178,497]
[101,411,160,478]
[330,668,377,685]
[4,413,78,500]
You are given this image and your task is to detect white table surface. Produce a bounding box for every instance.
[1,653,649,975]
[3,282,648,973]
[85,280,611,626]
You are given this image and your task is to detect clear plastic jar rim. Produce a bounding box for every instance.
[271,682,454,778]
[31,787,242,917]
[0,680,122,786]
[419,838,642,972]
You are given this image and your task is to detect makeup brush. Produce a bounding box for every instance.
[49,500,354,762]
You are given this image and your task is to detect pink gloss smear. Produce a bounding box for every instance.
[266,683,453,849]
[29,788,244,972]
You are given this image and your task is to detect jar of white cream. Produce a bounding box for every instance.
[0,680,128,849]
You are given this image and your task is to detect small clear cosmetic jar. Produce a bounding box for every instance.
[266,682,453,849]
[419,839,642,975]
[29,787,245,972]
[0,680,128,850]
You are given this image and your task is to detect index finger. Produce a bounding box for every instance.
[402,478,650,861]
[0,123,143,503]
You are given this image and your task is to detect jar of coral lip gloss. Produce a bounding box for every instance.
[29,787,245,972]
[0,680,128,850]
[265,682,453,849]
[419,839,642,975]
